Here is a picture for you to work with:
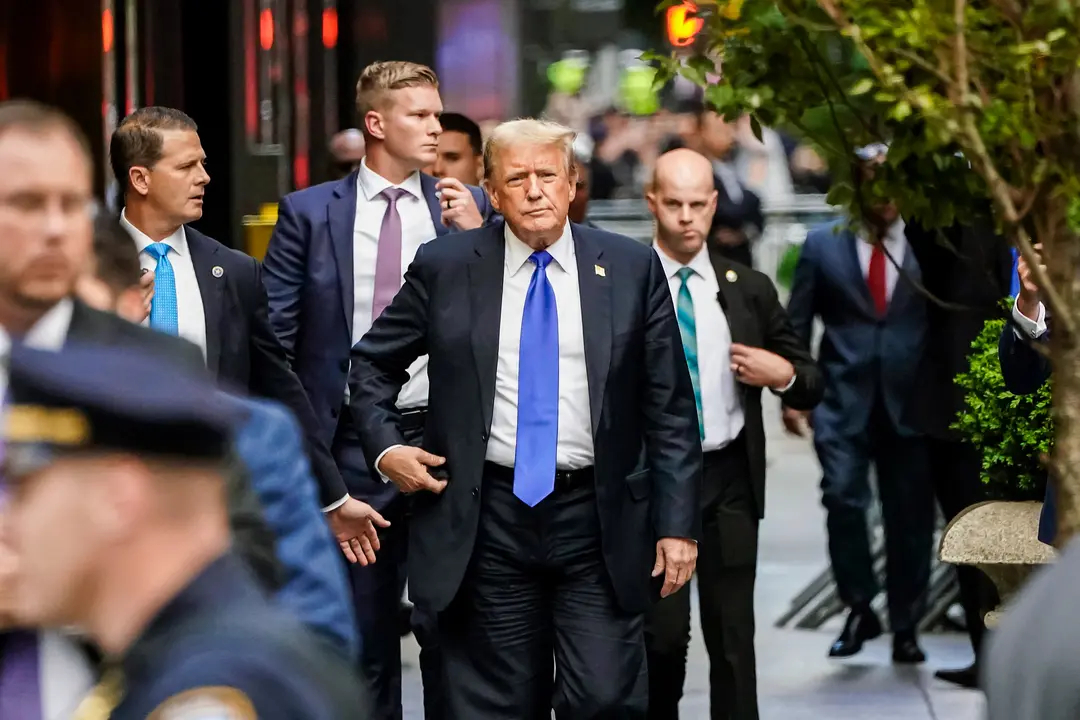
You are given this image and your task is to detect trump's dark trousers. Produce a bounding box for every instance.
[437,464,648,719]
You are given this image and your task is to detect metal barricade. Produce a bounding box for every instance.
[586,195,840,295]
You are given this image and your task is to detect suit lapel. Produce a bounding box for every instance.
[842,229,876,314]
[573,226,611,438]
[186,228,224,375]
[420,174,450,237]
[328,173,358,339]
[707,251,753,403]
[468,224,506,434]
[887,241,921,318]
[708,252,753,346]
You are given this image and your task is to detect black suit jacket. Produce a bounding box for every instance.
[903,219,1014,438]
[348,221,702,614]
[707,252,822,517]
[184,228,347,506]
[64,300,281,589]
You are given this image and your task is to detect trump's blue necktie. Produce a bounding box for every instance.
[514,250,559,507]
[144,242,179,336]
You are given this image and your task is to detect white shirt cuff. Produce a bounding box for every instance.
[374,445,403,483]
[321,494,350,513]
[1012,300,1047,339]
[771,373,797,395]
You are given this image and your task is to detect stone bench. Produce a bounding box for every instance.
[938,500,1056,627]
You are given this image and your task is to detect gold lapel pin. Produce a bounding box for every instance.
[212,265,224,278]
[594,265,606,277]
[725,269,738,283]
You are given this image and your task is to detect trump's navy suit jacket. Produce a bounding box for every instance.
[347,221,702,614]
[786,220,927,439]
[262,171,490,495]
[230,395,357,659]
[999,320,1055,544]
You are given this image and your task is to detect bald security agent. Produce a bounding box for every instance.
[1,344,365,720]
[642,149,822,720]
[349,118,702,718]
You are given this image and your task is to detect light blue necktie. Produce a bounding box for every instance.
[514,250,559,507]
[144,242,179,336]
[676,267,705,441]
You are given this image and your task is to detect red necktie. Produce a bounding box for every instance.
[867,243,888,316]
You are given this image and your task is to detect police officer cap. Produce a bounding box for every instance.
[2,343,246,478]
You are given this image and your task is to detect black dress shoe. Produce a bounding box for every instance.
[935,664,979,689]
[892,631,926,664]
[829,607,883,658]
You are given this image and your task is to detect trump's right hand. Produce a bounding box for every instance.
[377,446,449,494]
[1016,243,1044,321]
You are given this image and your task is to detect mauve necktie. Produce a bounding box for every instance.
[514,250,559,507]
[371,187,409,322]
[0,629,41,719]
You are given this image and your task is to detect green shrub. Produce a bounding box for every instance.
[951,309,1051,500]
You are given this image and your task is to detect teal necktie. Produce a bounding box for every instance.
[676,267,705,441]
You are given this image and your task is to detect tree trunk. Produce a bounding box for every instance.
[1049,230,1080,545]
[1052,337,1080,544]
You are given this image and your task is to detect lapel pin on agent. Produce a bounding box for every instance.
[594,265,606,277]
[725,269,738,283]
[212,266,224,278]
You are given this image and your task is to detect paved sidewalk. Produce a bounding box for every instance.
[399,402,987,718]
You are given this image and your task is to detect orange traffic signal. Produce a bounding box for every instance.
[666,1,704,48]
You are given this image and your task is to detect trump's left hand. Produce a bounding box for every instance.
[653,537,698,598]
[436,177,484,230]
[730,343,795,391]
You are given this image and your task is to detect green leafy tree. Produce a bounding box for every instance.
[651,0,1080,541]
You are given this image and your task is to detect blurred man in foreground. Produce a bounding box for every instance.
[77,213,361,659]
[1,344,364,719]
[644,149,822,720]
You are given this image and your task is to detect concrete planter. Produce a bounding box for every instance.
[938,500,1056,626]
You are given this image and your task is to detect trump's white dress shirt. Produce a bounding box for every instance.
[484,222,594,469]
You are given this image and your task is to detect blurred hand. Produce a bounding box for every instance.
[138,270,155,322]
[436,178,483,230]
[377,446,449,495]
[730,343,795,390]
[652,538,698,598]
[782,407,812,437]
[326,497,391,565]
[1016,243,1044,321]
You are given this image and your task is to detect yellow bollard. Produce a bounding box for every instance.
[242,203,280,261]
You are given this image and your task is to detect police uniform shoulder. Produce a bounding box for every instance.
[147,686,257,719]
[138,636,345,720]
[3,344,246,475]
